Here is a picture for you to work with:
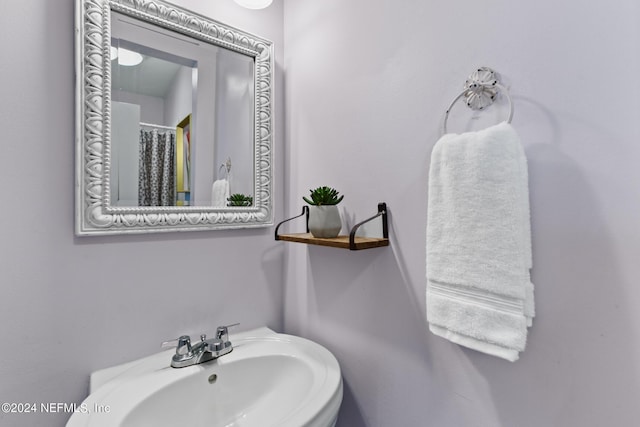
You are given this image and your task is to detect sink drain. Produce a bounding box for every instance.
[208,374,218,384]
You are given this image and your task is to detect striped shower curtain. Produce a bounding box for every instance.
[138,129,176,206]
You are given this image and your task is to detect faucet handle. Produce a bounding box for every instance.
[161,335,192,355]
[216,323,240,341]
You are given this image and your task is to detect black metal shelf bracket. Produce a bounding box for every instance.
[348,202,388,250]
[274,205,309,240]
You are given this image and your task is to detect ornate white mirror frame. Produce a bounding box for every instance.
[75,0,274,235]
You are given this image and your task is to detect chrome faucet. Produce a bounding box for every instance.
[162,324,238,368]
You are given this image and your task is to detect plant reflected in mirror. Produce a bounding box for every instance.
[227,194,253,207]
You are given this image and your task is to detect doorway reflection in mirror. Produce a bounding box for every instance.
[110,32,196,207]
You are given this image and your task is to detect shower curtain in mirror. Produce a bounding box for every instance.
[138,129,176,206]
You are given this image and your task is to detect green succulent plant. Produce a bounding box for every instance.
[302,186,344,206]
[227,193,253,207]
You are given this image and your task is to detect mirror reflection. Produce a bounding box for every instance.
[109,11,255,208]
[76,0,274,235]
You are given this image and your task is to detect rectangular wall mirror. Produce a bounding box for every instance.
[75,0,274,235]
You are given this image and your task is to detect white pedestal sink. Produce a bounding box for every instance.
[67,327,343,427]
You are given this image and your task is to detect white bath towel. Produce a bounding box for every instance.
[426,122,534,362]
[211,179,230,207]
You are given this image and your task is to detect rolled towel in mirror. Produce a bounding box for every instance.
[211,179,230,207]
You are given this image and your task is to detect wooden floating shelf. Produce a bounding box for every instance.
[275,202,389,251]
[277,233,389,250]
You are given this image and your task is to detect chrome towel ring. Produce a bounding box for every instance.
[219,157,232,178]
[442,67,514,134]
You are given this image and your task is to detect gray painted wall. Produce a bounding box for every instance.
[283,0,640,426]
[0,1,284,426]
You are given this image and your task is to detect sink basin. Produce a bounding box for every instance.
[67,327,342,427]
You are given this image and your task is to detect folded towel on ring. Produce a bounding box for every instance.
[426,122,534,362]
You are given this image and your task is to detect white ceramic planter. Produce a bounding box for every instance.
[308,205,342,238]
